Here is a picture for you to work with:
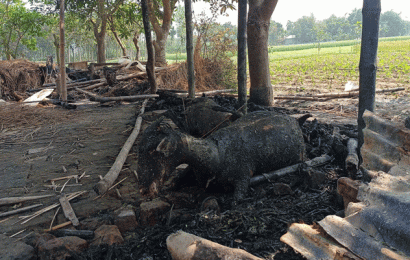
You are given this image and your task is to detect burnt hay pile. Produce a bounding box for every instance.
[0,59,43,100]
[73,95,357,260]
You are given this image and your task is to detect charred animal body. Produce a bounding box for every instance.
[137,111,306,202]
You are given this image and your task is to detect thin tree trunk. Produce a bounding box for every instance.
[358,0,381,150]
[237,0,247,112]
[59,0,67,102]
[53,35,60,65]
[185,0,195,98]
[141,0,157,94]
[247,0,278,106]
[112,30,127,57]
[133,33,140,60]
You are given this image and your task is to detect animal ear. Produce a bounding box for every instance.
[156,137,177,157]
[144,116,165,133]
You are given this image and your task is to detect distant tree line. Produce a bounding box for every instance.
[268,8,410,45]
[1,1,409,62]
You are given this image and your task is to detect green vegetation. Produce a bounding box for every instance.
[269,39,410,92]
[269,36,410,53]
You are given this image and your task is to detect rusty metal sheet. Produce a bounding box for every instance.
[281,110,410,259]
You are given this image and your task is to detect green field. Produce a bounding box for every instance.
[165,38,410,95]
[269,39,410,94]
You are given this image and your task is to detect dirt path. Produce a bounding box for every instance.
[277,93,410,127]
[0,103,141,234]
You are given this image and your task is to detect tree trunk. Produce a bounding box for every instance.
[53,34,60,64]
[112,30,127,57]
[247,0,278,106]
[133,32,140,60]
[146,0,176,66]
[96,35,106,63]
[141,0,157,94]
[153,32,168,66]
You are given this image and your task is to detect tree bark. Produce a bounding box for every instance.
[95,33,106,63]
[247,0,278,106]
[141,0,157,94]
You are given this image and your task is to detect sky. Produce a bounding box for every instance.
[193,0,410,28]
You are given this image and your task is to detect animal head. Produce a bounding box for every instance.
[137,116,183,197]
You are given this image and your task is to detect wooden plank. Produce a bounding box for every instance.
[59,194,79,226]
[23,89,54,106]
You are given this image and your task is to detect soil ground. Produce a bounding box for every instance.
[0,103,141,234]
[1,87,409,259]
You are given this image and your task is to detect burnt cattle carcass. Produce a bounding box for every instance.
[137,111,305,202]
[164,97,242,137]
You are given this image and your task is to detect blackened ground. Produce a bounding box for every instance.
[72,94,356,260]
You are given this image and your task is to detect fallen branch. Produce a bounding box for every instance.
[0,194,53,206]
[75,87,158,103]
[250,154,333,187]
[172,89,237,98]
[51,229,94,239]
[275,87,405,101]
[94,99,148,195]
[46,221,72,231]
[20,191,86,224]
[0,204,42,218]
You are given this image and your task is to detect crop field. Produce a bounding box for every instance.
[269,39,410,96]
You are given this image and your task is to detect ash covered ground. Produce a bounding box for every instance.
[72,93,357,260]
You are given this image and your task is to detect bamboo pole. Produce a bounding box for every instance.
[275,87,404,101]
[358,0,381,150]
[94,99,149,195]
[0,195,53,206]
[237,0,247,113]
[59,0,67,102]
[75,87,158,103]
[185,0,195,98]
[0,204,42,218]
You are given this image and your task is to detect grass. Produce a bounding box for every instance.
[268,36,410,53]
[166,52,187,63]
[268,39,410,94]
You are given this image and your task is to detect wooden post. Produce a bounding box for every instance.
[185,0,195,98]
[237,0,247,113]
[59,0,67,102]
[358,0,381,152]
[141,0,157,94]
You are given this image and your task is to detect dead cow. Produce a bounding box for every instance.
[137,111,305,202]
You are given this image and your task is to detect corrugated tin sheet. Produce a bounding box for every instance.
[281,110,410,260]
